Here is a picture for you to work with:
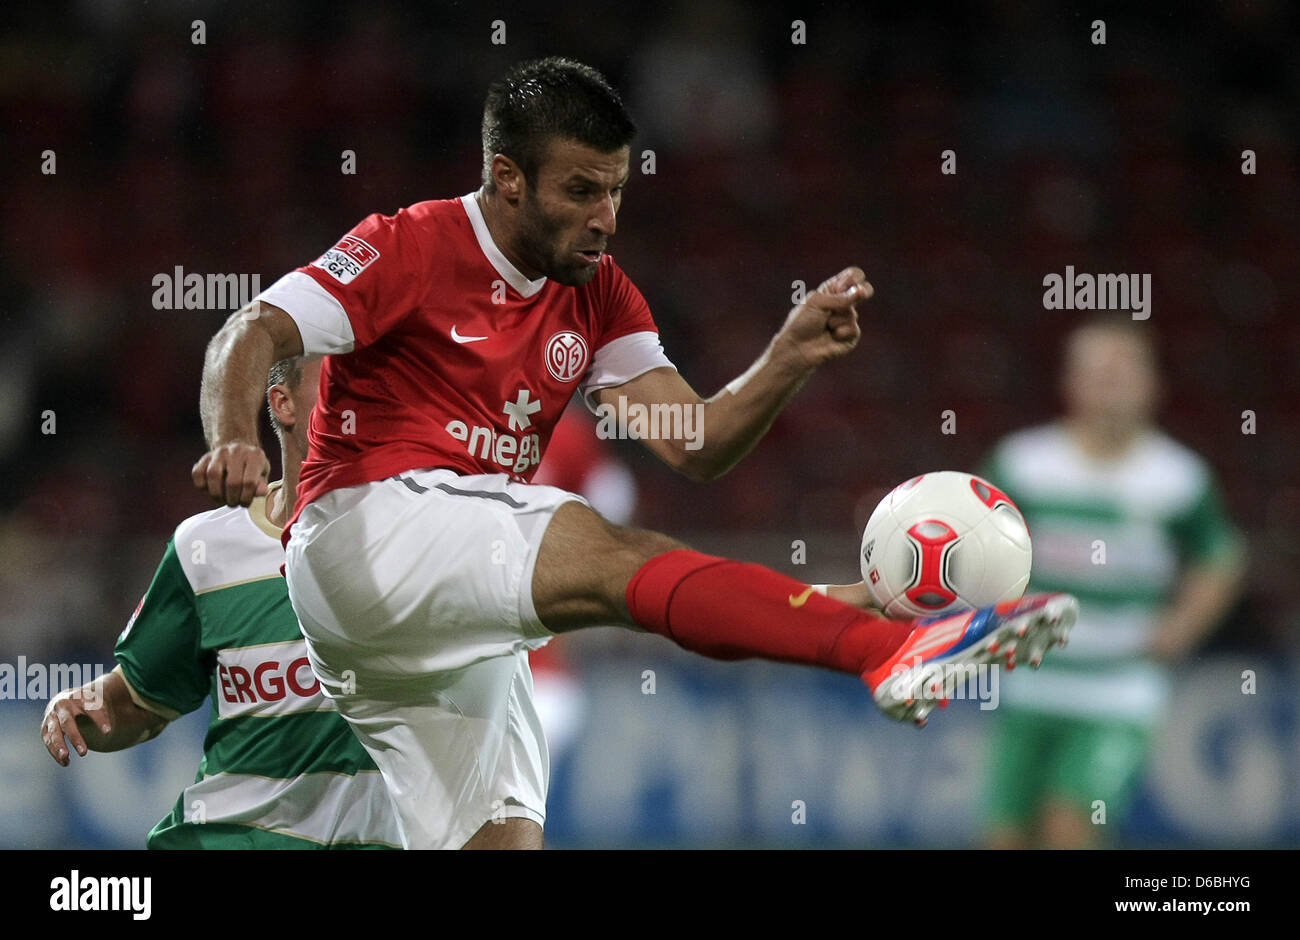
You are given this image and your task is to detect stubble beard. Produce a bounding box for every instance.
[516,193,599,288]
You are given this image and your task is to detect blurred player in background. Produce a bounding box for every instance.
[42,358,400,849]
[193,57,1077,849]
[981,317,1246,849]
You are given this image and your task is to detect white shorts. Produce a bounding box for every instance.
[284,468,585,849]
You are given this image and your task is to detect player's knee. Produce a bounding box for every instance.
[554,501,681,572]
[605,522,686,575]
[461,816,543,850]
[535,503,688,628]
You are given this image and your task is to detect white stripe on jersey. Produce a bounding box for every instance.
[993,423,1209,517]
[214,640,338,719]
[173,498,284,595]
[182,770,403,847]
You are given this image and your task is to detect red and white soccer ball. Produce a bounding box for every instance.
[860,471,1032,619]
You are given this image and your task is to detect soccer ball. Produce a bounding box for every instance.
[860,471,1032,619]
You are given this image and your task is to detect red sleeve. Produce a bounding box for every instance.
[298,207,426,349]
[595,257,659,348]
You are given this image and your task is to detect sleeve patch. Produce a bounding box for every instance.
[118,593,146,643]
[311,235,381,285]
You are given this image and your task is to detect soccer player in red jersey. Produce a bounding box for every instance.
[193,58,1076,849]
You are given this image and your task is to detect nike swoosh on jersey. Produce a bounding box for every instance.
[788,586,815,608]
[450,325,488,343]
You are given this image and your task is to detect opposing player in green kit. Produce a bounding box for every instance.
[41,357,400,849]
[981,317,1246,849]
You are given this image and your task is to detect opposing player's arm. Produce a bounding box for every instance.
[42,668,169,765]
[1149,551,1247,662]
[194,301,305,506]
[595,267,871,481]
[1149,479,1248,661]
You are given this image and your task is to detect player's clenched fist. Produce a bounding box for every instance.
[775,266,873,369]
[192,440,270,507]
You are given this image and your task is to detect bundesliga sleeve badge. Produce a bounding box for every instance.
[312,235,381,285]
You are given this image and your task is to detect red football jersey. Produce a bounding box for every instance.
[257,193,673,526]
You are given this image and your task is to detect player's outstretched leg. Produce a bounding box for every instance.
[533,501,912,671]
[533,502,1076,727]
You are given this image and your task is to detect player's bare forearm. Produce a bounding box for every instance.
[1149,553,1247,660]
[43,669,168,765]
[594,352,808,482]
[85,672,168,751]
[599,267,871,481]
[194,301,304,505]
[690,338,815,479]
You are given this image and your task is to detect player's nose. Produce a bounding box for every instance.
[590,193,617,236]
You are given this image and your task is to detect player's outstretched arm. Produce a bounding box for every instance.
[595,267,871,481]
[193,301,304,507]
[42,668,169,766]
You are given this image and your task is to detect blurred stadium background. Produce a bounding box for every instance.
[2,1,1297,847]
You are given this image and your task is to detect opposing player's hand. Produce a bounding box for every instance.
[192,440,270,507]
[1146,617,1195,664]
[42,687,110,766]
[774,266,873,369]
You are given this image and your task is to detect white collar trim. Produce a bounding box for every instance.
[460,191,548,298]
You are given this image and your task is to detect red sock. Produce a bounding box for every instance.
[625,549,913,677]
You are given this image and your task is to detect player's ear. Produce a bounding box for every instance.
[491,154,523,203]
[268,384,294,429]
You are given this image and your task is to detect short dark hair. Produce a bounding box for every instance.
[481,57,636,191]
[266,356,305,434]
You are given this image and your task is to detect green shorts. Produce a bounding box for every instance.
[984,707,1152,829]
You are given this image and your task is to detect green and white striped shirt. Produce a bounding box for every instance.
[981,423,1243,724]
[115,488,400,849]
